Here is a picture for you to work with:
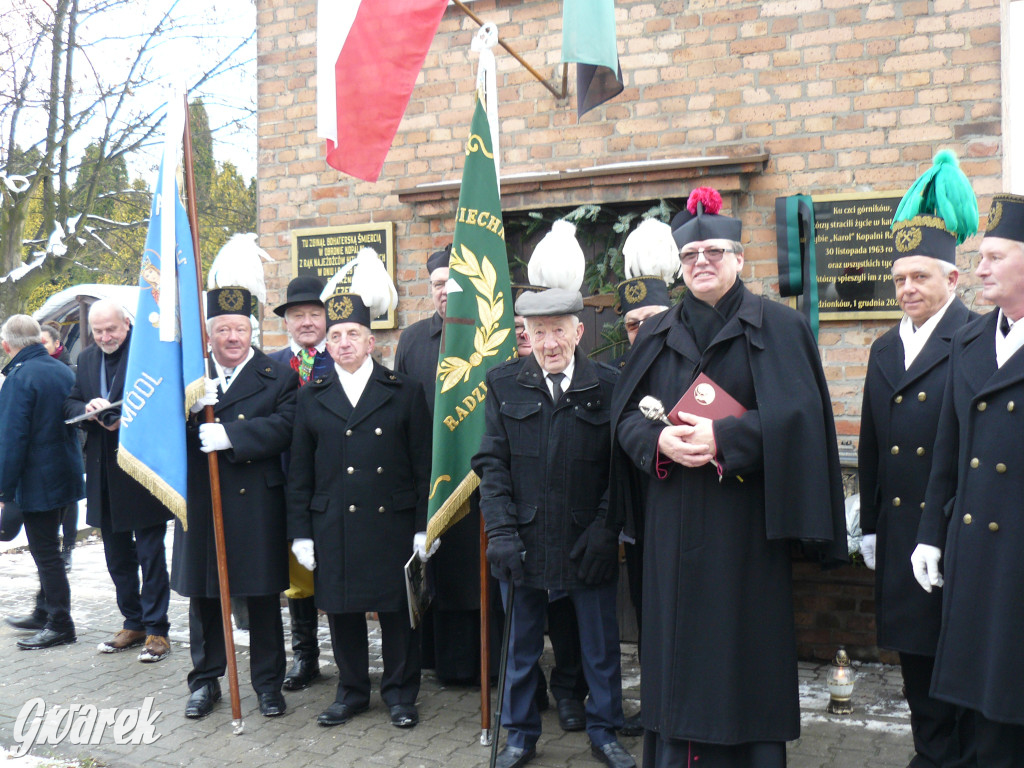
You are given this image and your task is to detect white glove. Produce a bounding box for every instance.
[198,423,232,453]
[190,377,219,414]
[413,531,440,562]
[292,538,316,571]
[911,543,943,592]
[860,534,876,570]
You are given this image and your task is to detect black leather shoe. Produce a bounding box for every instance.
[184,682,221,719]
[16,628,76,649]
[591,740,637,768]
[282,657,320,691]
[389,703,418,728]
[316,702,367,727]
[494,744,536,768]
[6,613,47,631]
[258,691,286,717]
[618,711,643,737]
[557,698,586,732]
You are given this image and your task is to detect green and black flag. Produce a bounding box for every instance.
[425,90,515,548]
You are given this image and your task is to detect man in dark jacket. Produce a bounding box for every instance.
[0,314,84,649]
[288,284,431,730]
[473,285,633,768]
[612,188,846,768]
[174,286,297,720]
[860,172,977,767]
[64,299,173,663]
[914,194,1024,767]
[267,275,332,692]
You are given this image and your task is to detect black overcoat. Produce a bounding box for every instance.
[918,311,1024,725]
[64,334,172,532]
[611,284,846,745]
[0,344,85,512]
[287,361,431,614]
[171,349,297,598]
[859,298,974,655]
[395,312,482,612]
[472,352,619,591]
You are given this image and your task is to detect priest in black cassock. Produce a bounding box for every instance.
[612,187,847,768]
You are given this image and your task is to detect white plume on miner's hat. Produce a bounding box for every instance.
[517,220,585,317]
[320,247,398,328]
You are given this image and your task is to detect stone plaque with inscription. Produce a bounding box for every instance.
[813,194,903,321]
[290,223,397,329]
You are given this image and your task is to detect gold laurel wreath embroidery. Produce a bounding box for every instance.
[218,289,245,312]
[894,227,922,253]
[438,244,511,394]
[624,281,647,304]
[988,202,1003,232]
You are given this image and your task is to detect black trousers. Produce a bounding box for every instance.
[327,611,420,708]
[99,511,170,636]
[642,731,786,768]
[22,508,74,633]
[900,651,963,768]
[546,595,588,702]
[957,708,1024,768]
[187,595,285,694]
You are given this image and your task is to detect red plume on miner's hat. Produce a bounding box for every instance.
[671,186,741,247]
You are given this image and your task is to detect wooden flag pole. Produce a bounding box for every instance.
[480,525,492,744]
[181,94,244,734]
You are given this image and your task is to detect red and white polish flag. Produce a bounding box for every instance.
[317,0,449,182]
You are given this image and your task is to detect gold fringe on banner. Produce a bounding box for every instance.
[184,375,204,416]
[425,470,480,549]
[116,445,188,530]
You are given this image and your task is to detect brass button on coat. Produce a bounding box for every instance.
[893,497,901,507]
[916,447,926,456]
[237,414,245,420]
[894,395,903,404]
[977,401,987,411]
[891,446,900,455]
[377,467,383,474]
[918,392,927,402]
[1008,401,1016,412]
[920,502,926,510]
[348,505,356,513]
[346,467,354,474]
[378,506,386,513]
[345,429,352,436]
[239,488,246,495]
[989,522,999,532]
[970,458,980,468]
[375,428,383,435]
[963,513,972,524]
[996,463,1007,474]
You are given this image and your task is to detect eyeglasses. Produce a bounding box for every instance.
[680,247,731,266]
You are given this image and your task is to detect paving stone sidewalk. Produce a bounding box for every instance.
[0,529,915,767]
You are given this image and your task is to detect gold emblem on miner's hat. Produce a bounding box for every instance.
[623,280,647,305]
[988,201,1003,232]
[894,226,923,253]
[218,288,245,313]
[327,295,354,322]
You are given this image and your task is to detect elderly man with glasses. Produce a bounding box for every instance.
[611,188,847,768]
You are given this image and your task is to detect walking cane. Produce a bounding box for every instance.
[489,579,516,768]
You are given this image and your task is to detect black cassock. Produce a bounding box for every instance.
[612,281,846,763]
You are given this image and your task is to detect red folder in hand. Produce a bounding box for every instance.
[667,372,746,425]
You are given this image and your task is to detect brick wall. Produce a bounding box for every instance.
[256,0,1003,434]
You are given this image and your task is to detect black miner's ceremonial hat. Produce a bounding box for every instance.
[891,215,957,264]
[207,287,255,319]
[274,275,326,317]
[984,193,1024,243]
[325,293,371,329]
[617,276,671,314]
[427,243,452,275]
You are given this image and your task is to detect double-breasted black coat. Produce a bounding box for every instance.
[611,285,846,746]
[395,312,482,612]
[286,361,431,614]
[171,349,297,598]
[64,332,172,533]
[918,311,1024,725]
[472,352,619,591]
[859,298,975,655]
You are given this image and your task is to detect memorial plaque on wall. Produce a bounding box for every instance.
[290,223,397,330]
[814,193,903,321]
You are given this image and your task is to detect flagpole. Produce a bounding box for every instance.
[480,525,492,744]
[182,94,245,735]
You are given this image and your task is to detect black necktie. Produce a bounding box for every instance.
[548,372,565,403]
[1001,314,1012,336]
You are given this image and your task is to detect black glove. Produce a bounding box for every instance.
[486,530,525,585]
[569,521,619,585]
